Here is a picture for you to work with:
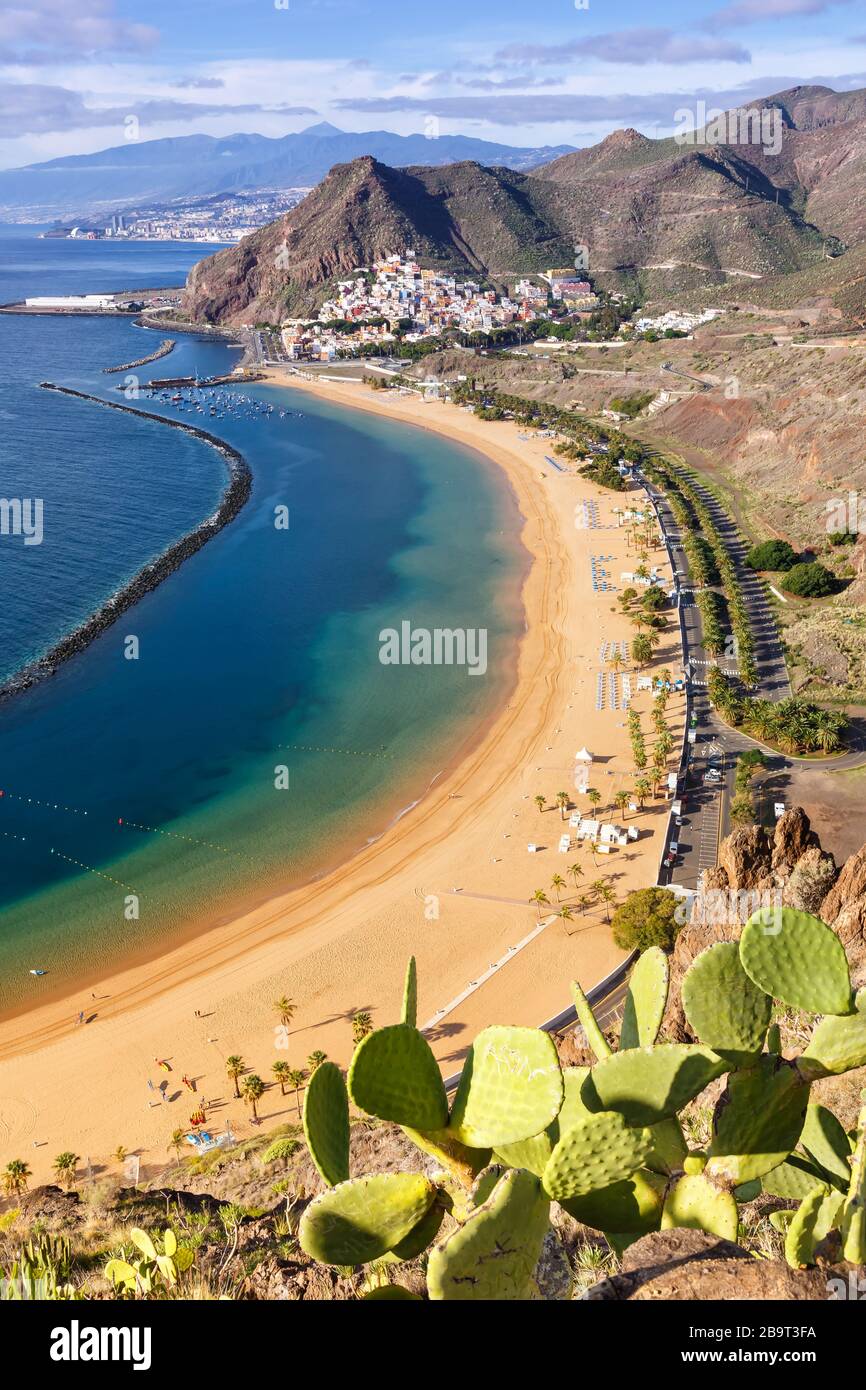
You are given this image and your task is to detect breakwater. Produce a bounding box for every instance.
[103,339,176,374]
[0,385,252,705]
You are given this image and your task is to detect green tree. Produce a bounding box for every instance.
[241,1074,265,1122]
[352,1011,373,1045]
[52,1152,79,1189]
[746,539,797,571]
[225,1055,245,1099]
[307,1050,327,1074]
[556,791,570,820]
[782,562,836,598]
[2,1159,31,1196]
[274,996,297,1028]
[272,1061,292,1095]
[551,873,566,902]
[610,887,681,952]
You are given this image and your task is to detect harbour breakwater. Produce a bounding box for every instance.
[103,339,176,374]
[0,385,252,705]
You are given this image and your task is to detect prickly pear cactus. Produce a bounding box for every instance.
[299,1173,437,1266]
[495,1067,590,1175]
[619,946,669,1050]
[799,1103,853,1189]
[447,1025,563,1149]
[739,907,852,1016]
[542,1111,653,1201]
[661,1172,739,1242]
[349,1023,448,1130]
[426,1168,550,1301]
[798,988,866,1080]
[402,956,418,1028]
[582,1044,728,1126]
[681,941,771,1059]
[705,1056,810,1184]
[557,1168,667,1235]
[570,980,612,1059]
[841,1099,866,1264]
[784,1185,828,1270]
[302,1060,350,1186]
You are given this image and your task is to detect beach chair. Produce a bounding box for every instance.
[527,843,538,853]
[558,834,571,854]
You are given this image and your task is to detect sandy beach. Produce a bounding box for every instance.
[0,374,684,1186]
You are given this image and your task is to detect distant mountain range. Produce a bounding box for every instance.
[0,123,576,222]
[185,86,866,326]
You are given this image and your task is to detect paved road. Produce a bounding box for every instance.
[641,460,866,888]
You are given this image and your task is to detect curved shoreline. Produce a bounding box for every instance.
[103,338,176,374]
[0,385,252,705]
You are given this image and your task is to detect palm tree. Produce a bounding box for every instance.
[2,1159,30,1196]
[168,1129,186,1158]
[273,996,296,1029]
[576,894,591,917]
[272,1060,292,1095]
[559,905,574,925]
[597,883,616,923]
[556,791,570,820]
[287,1067,307,1118]
[52,1152,79,1189]
[226,1055,246,1099]
[534,794,547,814]
[240,1074,265,1122]
[352,1011,373,1045]
[586,788,602,815]
[550,873,566,902]
[614,790,631,820]
[113,1145,128,1166]
[635,777,652,808]
[307,1050,327,1073]
[568,861,584,890]
[531,889,550,918]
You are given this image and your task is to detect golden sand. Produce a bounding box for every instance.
[0,374,684,1185]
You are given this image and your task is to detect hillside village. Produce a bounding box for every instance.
[279,253,599,362]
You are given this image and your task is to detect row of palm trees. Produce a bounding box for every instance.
[531,871,617,924]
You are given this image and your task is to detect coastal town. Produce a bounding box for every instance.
[278,253,601,361]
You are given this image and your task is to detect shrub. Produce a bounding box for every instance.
[782,562,836,598]
[746,539,797,571]
[610,886,681,952]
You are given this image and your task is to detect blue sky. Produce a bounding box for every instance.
[1,0,865,167]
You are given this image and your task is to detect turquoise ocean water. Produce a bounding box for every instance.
[0,233,526,1012]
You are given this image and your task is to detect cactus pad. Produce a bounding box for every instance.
[299,1173,437,1266]
[705,1056,809,1184]
[681,941,771,1058]
[542,1111,653,1201]
[661,1173,739,1241]
[784,1185,827,1269]
[402,956,417,1028]
[620,947,669,1050]
[570,980,612,1060]
[495,1066,591,1175]
[645,1118,689,1176]
[349,1023,448,1130]
[762,1157,825,1202]
[799,1103,853,1189]
[558,1168,666,1235]
[302,1060,350,1186]
[427,1168,550,1300]
[739,907,852,1016]
[799,988,866,1080]
[581,1044,727,1126]
[448,1026,563,1148]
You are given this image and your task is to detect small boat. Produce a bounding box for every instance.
[29,968,47,976]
